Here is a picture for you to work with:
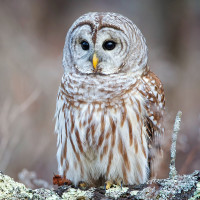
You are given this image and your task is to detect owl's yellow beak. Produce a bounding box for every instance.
[92,53,99,70]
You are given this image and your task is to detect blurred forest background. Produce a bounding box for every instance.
[0,0,200,188]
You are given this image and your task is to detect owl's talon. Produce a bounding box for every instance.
[79,181,87,189]
[121,180,123,189]
[105,180,113,190]
[104,183,106,191]
[115,179,123,189]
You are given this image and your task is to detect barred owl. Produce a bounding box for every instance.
[55,12,165,187]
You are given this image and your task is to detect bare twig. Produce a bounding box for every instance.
[169,111,182,178]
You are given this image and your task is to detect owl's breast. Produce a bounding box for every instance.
[57,72,147,162]
[60,72,140,103]
[62,87,145,155]
[56,78,149,184]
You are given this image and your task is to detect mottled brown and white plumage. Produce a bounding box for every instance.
[55,12,165,187]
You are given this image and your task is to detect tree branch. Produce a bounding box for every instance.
[169,111,182,178]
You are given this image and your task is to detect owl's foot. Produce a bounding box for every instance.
[79,181,87,188]
[104,180,113,190]
[53,174,72,186]
[115,179,123,189]
[104,180,123,190]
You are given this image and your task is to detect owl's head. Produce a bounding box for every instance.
[63,12,148,75]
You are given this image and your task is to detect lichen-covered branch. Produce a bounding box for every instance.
[0,171,200,200]
[169,111,182,179]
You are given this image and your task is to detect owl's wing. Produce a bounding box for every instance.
[138,68,165,177]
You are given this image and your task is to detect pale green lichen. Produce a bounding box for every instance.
[105,184,129,199]
[130,189,139,196]
[135,171,199,200]
[189,181,200,200]
[169,111,182,179]
[0,172,60,200]
[34,188,61,200]
[62,187,94,200]
[0,171,33,199]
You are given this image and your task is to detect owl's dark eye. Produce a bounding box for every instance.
[80,40,89,50]
[103,41,116,50]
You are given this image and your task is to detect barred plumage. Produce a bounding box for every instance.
[55,12,165,187]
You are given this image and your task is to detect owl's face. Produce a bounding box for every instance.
[70,24,129,75]
[63,12,148,75]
